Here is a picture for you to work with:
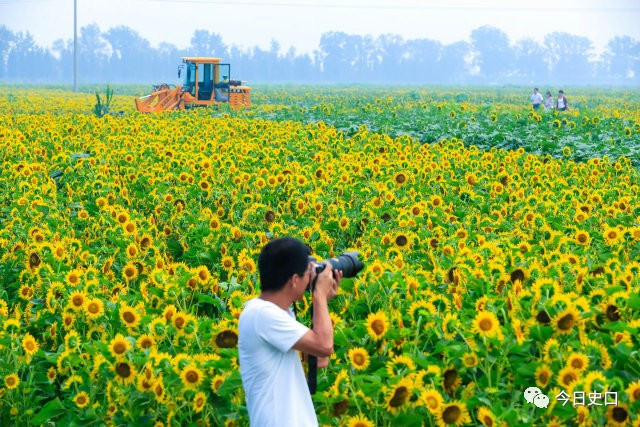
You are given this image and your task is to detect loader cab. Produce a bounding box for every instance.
[180,58,231,104]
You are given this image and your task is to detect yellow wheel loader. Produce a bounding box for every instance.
[134,57,251,113]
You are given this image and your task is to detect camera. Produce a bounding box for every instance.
[309,252,365,279]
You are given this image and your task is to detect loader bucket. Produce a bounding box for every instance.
[135,86,186,113]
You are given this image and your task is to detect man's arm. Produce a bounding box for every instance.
[292,264,341,358]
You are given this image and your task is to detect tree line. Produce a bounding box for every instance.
[0,24,638,85]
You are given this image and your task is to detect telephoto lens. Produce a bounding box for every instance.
[309,252,365,278]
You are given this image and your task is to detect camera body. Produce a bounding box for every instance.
[308,251,364,279]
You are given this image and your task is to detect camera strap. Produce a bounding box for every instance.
[307,301,318,395]
[292,300,318,395]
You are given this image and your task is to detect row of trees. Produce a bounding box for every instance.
[0,24,639,85]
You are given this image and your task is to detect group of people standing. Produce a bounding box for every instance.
[531,87,568,111]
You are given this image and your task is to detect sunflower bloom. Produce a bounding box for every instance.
[84,298,105,320]
[366,311,388,340]
[73,391,90,408]
[385,378,413,414]
[606,405,629,427]
[4,374,20,389]
[109,333,131,359]
[472,310,502,339]
[436,400,472,427]
[181,365,204,390]
[535,364,553,388]
[193,391,207,413]
[114,361,137,385]
[347,347,370,370]
[553,307,580,335]
[22,333,39,356]
[345,414,374,427]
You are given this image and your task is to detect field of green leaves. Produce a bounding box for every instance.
[1,85,639,427]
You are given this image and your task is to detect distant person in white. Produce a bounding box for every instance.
[556,89,568,111]
[239,237,341,427]
[544,91,554,111]
[530,87,543,110]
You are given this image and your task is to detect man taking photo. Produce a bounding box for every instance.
[238,237,342,426]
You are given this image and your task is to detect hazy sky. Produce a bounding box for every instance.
[2,0,639,55]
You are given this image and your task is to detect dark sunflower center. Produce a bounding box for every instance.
[216,331,238,348]
[612,407,628,422]
[479,318,494,331]
[332,400,348,416]
[442,405,461,424]
[186,371,199,383]
[371,319,385,335]
[536,310,551,324]
[443,369,457,390]
[116,363,132,378]
[606,305,621,321]
[510,269,525,283]
[389,386,408,408]
[558,314,575,330]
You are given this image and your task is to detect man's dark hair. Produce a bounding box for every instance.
[258,237,310,292]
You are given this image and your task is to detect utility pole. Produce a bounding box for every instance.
[73,0,77,92]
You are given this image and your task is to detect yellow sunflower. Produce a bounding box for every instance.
[626,379,640,403]
[422,388,444,413]
[137,334,156,350]
[385,377,413,414]
[477,406,496,427]
[557,366,580,390]
[109,333,131,359]
[338,216,350,230]
[22,333,39,356]
[113,361,137,385]
[68,291,87,311]
[566,352,589,372]
[472,310,502,339]
[73,391,90,408]
[84,298,105,320]
[443,367,462,394]
[4,373,20,389]
[535,364,553,388]
[181,365,204,390]
[394,233,410,250]
[192,391,207,413]
[553,306,580,335]
[606,405,630,427]
[575,230,590,246]
[122,261,139,282]
[345,414,374,427]
[347,347,370,371]
[366,311,388,340]
[435,400,471,427]
[386,355,416,377]
[46,367,57,382]
[603,226,622,246]
[120,304,141,329]
[461,352,478,368]
[441,313,458,340]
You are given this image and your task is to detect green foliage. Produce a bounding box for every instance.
[93,84,114,118]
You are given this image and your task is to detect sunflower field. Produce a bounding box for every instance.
[1,85,640,427]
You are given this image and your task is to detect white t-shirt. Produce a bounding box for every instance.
[557,96,566,109]
[239,298,317,427]
[531,92,543,105]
